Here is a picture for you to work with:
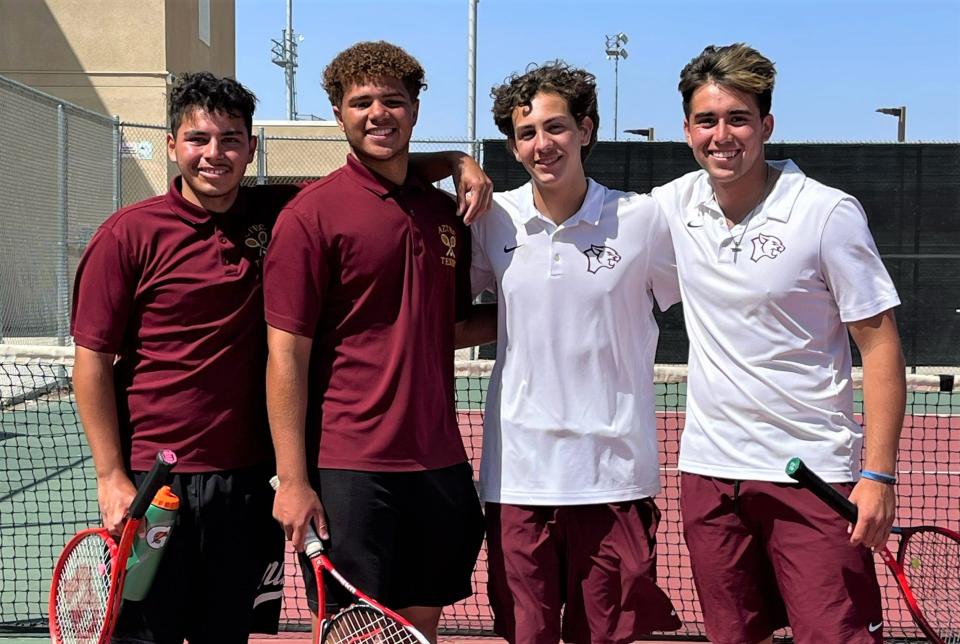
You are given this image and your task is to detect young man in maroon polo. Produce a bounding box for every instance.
[71,72,295,643]
[72,71,490,644]
[265,41,485,641]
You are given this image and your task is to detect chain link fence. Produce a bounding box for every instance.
[0,77,480,345]
[0,75,118,346]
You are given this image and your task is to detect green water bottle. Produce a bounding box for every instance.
[122,485,179,601]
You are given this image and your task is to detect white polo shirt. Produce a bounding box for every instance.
[471,179,680,505]
[652,160,900,483]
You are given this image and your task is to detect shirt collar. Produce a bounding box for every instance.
[683,159,806,226]
[341,153,428,199]
[166,177,250,226]
[516,178,606,227]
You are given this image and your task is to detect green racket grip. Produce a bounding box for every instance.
[785,457,859,525]
[128,450,177,520]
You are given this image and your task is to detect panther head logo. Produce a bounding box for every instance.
[584,244,622,273]
[750,233,785,262]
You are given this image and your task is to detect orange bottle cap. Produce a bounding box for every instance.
[151,485,180,510]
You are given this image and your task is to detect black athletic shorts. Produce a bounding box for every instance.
[298,461,485,613]
[112,462,285,644]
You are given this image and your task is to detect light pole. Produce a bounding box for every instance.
[624,127,655,141]
[604,33,628,141]
[876,106,906,142]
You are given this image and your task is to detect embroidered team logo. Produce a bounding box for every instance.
[583,244,621,273]
[749,233,785,262]
[438,224,457,267]
[244,223,269,260]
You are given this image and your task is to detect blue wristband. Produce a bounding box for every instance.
[860,469,897,485]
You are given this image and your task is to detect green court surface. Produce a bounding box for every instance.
[0,394,97,629]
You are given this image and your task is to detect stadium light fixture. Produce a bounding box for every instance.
[604,33,629,141]
[624,127,655,141]
[876,106,906,142]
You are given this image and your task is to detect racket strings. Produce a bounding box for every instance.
[900,532,960,639]
[55,535,113,643]
[325,605,422,644]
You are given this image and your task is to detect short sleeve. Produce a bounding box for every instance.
[454,222,473,322]
[70,226,137,353]
[648,202,681,311]
[263,206,330,337]
[469,216,496,299]
[820,197,900,322]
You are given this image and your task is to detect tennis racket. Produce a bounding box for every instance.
[49,449,177,644]
[785,457,960,644]
[268,476,430,644]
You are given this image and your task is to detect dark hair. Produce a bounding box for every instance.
[323,41,427,107]
[679,44,776,117]
[491,61,599,161]
[167,72,257,136]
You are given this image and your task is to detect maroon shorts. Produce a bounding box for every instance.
[680,473,883,644]
[486,499,681,644]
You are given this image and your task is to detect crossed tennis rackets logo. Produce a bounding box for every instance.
[438,224,457,267]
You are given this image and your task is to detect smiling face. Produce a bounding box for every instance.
[683,82,773,190]
[166,108,256,212]
[333,77,418,182]
[508,91,593,190]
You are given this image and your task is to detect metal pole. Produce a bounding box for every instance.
[286,0,295,120]
[898,105,906,143]
[57,105,69,346]
[257,126,267,185]
[467,0,478,158]
[113,115,121,210]
[613,57,619,141]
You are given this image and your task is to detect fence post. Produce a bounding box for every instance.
[113,116,122,210]
[257,126,267,185]
[57,105,69,346]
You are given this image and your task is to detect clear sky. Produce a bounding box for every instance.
[236,0,960,143]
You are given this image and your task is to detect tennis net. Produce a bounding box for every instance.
[1,344,957,640]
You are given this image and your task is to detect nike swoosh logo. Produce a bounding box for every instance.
[686,221,703,228]
[504,244,522,253]
[868,622,882,633]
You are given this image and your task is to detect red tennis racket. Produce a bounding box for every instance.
[786,457,960,644]
[269,476,430,644]
[49,449,177,644]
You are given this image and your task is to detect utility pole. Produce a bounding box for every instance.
[271,0,299,120]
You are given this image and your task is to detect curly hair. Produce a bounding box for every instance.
[679,44,777,117]
[490,61,599,161]
[168,72,257,137]
[323,41,427,107]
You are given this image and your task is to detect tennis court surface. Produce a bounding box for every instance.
[1,344,957,641]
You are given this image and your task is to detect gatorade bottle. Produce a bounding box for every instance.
[122,485,179,601]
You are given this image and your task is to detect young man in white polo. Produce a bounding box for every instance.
[469,62,682,644]
[652,43,906,644]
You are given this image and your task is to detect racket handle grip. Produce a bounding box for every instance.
[785,457,859,524]
[129,450,177,520]
[268,476,325,557]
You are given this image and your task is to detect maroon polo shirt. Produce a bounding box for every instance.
[264,155,471,472]
[71,178,299,472]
